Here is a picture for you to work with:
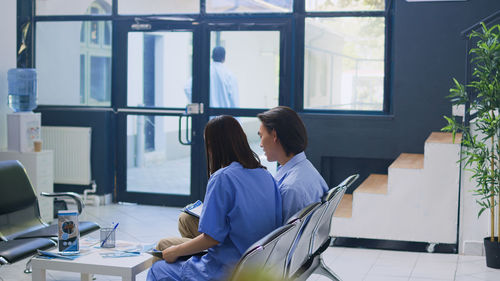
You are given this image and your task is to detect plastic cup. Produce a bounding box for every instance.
[100,228,116,248]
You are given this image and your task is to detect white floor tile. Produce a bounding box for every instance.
[368,250,419,277]
[324,247,380,281]
[411,260,457,280]
[409,277,453,281]
[364,275,409,281]
[461,271,500,281]
[3,203,499,281]
[454,275,487,281]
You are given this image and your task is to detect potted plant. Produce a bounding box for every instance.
[442,23,500,268]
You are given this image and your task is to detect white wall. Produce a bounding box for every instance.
[459,167,490,255]
[458,124,495,255]
[0,0,16,149]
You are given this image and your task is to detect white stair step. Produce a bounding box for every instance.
[332,132,461,244]
[334,194,352,218]
[389,153,424,170]
[425,132,462,144]
[354,174,388,195]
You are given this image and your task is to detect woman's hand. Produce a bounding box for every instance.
[162,245,180,263]
[161,234,218,263]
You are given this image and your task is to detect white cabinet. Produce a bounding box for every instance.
[0,150,54,223]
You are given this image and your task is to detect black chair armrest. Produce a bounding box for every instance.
[40,192,84,215]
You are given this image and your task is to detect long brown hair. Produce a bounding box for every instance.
[204,115,264,177]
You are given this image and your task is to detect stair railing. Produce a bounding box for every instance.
[460,10,500,127]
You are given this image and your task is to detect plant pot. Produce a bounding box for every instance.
[484,237,500,269]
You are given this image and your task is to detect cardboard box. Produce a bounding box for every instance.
[7,112,41,152]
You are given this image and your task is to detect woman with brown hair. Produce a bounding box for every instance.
[148,115,282,281]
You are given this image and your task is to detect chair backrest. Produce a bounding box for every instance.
[230,223,298,280]
[310,174,359,255]
[285,174,359,278]
[0,160,45,240]
[286,202,327,278]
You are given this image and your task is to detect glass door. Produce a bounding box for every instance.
[205,23,290,177]
[115,19,291,206]
[116,20,204,206]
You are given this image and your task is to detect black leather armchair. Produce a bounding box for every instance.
[0,160,100,265]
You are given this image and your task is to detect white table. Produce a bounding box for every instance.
[31,249,153,281]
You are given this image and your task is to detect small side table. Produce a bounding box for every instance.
[31,248,153,281]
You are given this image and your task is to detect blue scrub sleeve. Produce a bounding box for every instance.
[280,184,302,223]
[198,173,233,243]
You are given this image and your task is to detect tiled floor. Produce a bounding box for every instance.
[1,203,498,281]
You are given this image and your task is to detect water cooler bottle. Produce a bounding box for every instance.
[7,68,41,152]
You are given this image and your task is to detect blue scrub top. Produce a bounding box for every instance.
[148,162,282,281]
[275,152,329,223]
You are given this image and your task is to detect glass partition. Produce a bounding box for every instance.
[207,0,292,13]
[306,0,384,12]
[36,0,112,15]
[304,17,385,111]
[209,31,280,109]
[126,115,191,195]
[119,0,199,14]
[127,31,193,108]
[36,21,112,106]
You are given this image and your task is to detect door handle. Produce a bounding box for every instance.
[178,114,191,145]
[178,103,203,145]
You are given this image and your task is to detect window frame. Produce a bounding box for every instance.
[296,0,392,115]
[18,0,392,115]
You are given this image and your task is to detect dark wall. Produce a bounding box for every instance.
[304,0,500,187]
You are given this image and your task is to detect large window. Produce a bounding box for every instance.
[304,0,386,111]
[36,1,112,106]
[118,0,199,15]
[207,0,292,13]
[209,31,280,109]
[36,0,112,15]
[30,0,390,113]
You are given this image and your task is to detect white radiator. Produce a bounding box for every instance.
[41,126,92,185]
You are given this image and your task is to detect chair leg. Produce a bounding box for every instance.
[313,254,341,281]
[24,254,36,274]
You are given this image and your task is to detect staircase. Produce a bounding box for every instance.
[332,132,462,244]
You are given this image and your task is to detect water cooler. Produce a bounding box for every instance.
[1,68,54,222]
[6,68,41,152]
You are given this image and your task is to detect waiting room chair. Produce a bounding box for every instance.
[230,223,299,280]
[230,202,321,281]
[0,160,100,265]
[290,174,359,281]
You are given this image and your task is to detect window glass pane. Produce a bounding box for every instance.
[127,115,191,195]
[127,31,193,108]
[209,31,279,109]
[207,0,292,13]
[36,0,111,15]
[118,0,199,14]
[304,17,385,111]
[80,55,85,103]
[90,56,111,102]
[306,0,384,11]
[36,21,112,106]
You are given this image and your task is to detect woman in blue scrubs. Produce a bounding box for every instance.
[147,115,282,281]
